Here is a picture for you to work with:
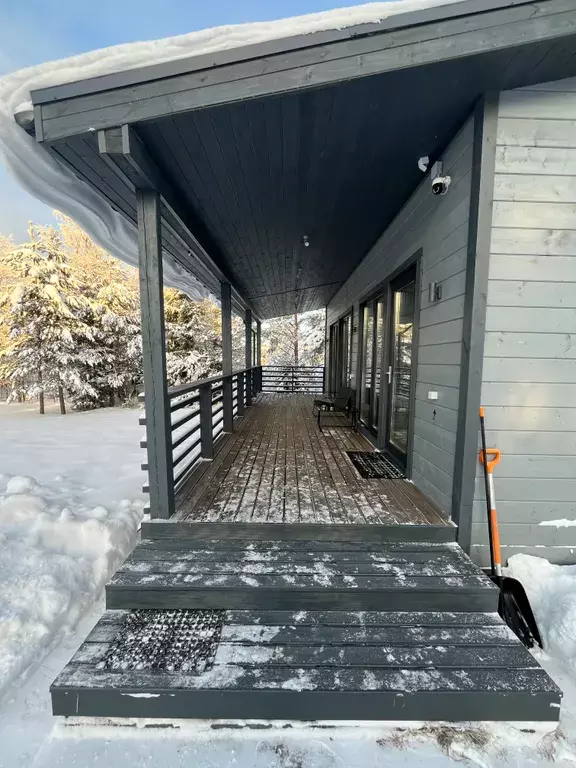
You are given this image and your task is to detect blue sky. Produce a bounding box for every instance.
[0,0,369,242]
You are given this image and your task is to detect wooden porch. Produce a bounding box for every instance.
[174,393,447,528]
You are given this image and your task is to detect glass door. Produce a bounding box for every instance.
[371,299,385,431]
[385,267,416,465]
[360,304,374,423]
[360,298,386,432]
[338,314,352,389]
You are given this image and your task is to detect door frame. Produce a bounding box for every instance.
[328,307,354,395]
[376,249,422,476]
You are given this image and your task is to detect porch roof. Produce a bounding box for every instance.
[24,0,576,317]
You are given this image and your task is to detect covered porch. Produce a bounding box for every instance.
[174,392,447,527]
[26,0,574,724]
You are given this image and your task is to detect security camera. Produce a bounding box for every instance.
[431,175,451,196]
[430,161,451,196]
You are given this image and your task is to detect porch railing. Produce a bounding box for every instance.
[140,365,262,493]
[261,365,324,394]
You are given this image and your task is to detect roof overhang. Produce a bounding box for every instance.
[29,0,576,318]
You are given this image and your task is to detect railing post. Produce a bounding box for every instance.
[237,372,245,416]
[136,188,174,519]
[223,375,233,433]
[199,382,214,459]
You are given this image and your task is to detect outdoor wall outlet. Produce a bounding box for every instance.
[428,391,439,400]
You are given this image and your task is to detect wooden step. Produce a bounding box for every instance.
[51,609,562,722]
[142,521,457,543]
[106,539,498,612]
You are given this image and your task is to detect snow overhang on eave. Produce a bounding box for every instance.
[3,0,576,317]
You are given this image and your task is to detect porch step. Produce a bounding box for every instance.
[142,521,456,543]
[51,609,562,722]
[106,539,498,612]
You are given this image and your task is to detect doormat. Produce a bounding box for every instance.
[346,451,406,479]
[98,609,224,674]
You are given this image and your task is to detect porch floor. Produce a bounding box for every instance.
[175,393,447,527]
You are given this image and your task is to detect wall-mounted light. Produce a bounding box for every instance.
[428,281,442,302]
[302,235,310,248]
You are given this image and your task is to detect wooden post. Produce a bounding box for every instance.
[137,188,174,519]
[245,308,252,407]
[199,382,214,459]
[256,319,262,393]
[221,283,234,433]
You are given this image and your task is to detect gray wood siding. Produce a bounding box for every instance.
[473,79,576,566]
[327,117,474,516]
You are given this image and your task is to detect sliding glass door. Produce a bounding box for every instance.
[359,263,417,465]
[328,313,353,394]
[384,267,416,464]
[360,297,385,432]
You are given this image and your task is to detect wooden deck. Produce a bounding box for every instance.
[50,396,562,724]
[175,393,447,527]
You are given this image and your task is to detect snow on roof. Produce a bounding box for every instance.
[0,0,465,298]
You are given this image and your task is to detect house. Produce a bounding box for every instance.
[9,0,576,723]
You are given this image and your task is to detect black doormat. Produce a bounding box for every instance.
[346,451,406,479]
[98,609,225,674]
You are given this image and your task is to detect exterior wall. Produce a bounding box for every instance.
[471,79,576,566]
[327,116,474,518]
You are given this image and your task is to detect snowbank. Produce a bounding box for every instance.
[506,554,576,677]
[0,0,463,296]
[0,472,144,698]
[0,404,146,699]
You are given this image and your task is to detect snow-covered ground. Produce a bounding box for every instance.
[1,403,576,766]
[0,403,145,701]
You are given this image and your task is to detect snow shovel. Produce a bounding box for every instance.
[479,408,542,649]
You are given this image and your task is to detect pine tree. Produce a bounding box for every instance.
[0,224,96,413]
[262,309,325,367]
[164,290,222,386]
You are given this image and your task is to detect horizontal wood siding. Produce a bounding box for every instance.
[327,117,474,516]
[473,78,576,566]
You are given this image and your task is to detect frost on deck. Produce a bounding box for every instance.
[53,608,560,700]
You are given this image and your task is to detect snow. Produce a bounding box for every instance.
[0,402,145,700]
[0,0,465,298]
[539,519,576,528]
[506,554,576,678]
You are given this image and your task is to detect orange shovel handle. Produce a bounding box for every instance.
[479,448,501,473]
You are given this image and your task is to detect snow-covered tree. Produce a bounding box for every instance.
[262,309,325,367]
[164,290,222,386]
[0,224,96,414]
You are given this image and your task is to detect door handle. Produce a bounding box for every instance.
[386,366,392,384]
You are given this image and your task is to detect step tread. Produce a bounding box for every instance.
[110,540,495,592]
[51,609,562,722]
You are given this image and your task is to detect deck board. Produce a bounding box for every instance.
[176,394,448,526]
[106,538,497,611]
[52,608,562,722]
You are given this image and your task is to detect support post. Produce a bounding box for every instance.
[221,282,234,433]
[199,382,214,459]
[245,308,252,407]
[452,94,498,554]
[137,188,174,519]
[256,319,262,393]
